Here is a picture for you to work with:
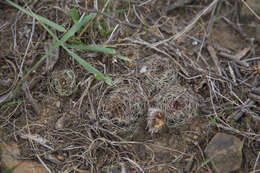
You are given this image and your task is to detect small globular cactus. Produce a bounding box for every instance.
[146,108,167,134]
[50,69,76,96]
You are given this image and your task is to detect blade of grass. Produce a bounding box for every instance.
[116,55,132,62]
[71,7,80,23]
[14,14,96,96]
[66,44,116,54]
[5,0,66,32]
[201,158,211,167]
[59,14,95,43]
[216,0,224,18]
[64,47,113,85]
[66,44,132,62]
[27,13,95,77]
[103,8,127,15]
[40,20,113,85]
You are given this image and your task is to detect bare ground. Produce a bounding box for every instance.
[0,0,260,173]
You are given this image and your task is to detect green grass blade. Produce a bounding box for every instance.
[5,0,66,32]
[27,13,95,75]
[65,47,103,76]
[71,7,80,23]
[201,158,211,167]
[103,9,127,15]
[14,14,96,95]
[116,55,132,62]
[59,14,96,43]
[66,44,116,54]
[40,21,113,85]
[64,47,113,85]
[216,0,224,18]
[41,23,59,40]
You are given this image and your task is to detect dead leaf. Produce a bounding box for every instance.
[233,47,251,60]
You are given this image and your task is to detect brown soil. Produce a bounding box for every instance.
[1,1,260,173]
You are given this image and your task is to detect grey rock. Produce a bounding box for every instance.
[204,133,243,173]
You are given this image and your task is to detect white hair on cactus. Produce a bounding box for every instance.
[146,108,166,134]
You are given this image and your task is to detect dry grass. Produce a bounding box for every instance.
[0,0,260,172]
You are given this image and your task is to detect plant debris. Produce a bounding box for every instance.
[0,0,260,172]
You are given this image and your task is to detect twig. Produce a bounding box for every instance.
[233,47,251,60]
[248,93,260,104]
[151,0,219,47]
[36,154,53,173]
[184,154,195,172]
[122,157,144,173]
[241,0,260,21]
[20,133,54,150]
[18,17,35,77]
[228,62,237,84]
[218,51,249,67]
[222,17,247,38]
[244,57,260,62]
[253,152,260,172]
[251,87,260,95]
[0,21,9,31]
[207,45,222,76]
[78,7,145,31]
[125,38,189,76]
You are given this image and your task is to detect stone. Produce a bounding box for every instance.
[1,143,48,173]
[204,133,243,173]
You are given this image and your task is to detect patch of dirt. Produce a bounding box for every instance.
[211,21,246,50]
[0,8,17,58]
[1,0,260,173]
[0,142,48,173]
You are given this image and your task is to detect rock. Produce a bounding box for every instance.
[204,133,243,173]
[1,143,48,173]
